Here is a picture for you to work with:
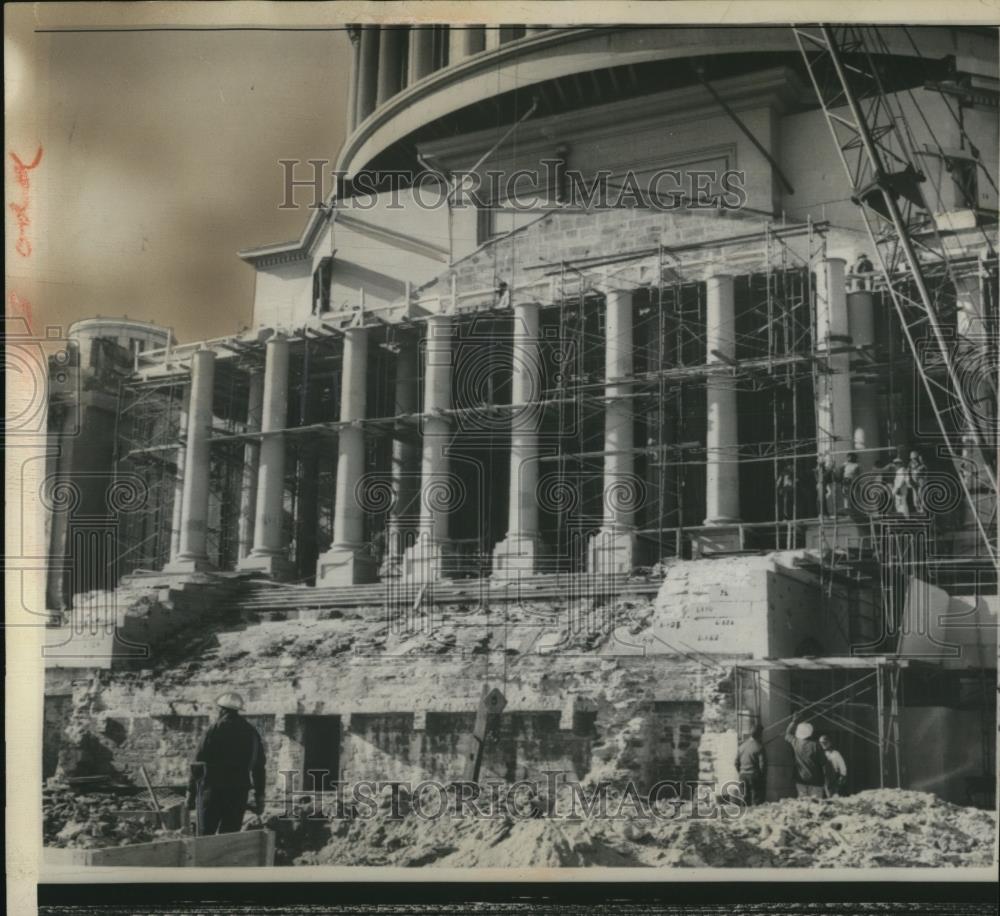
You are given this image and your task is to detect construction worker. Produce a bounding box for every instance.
[186,692,266,835]
[819,733,848,797]
[815,453,837,517]
[840,452,861,515]
[784,714,827,799]
[908,450,927,513]
[734,723,768,806]
[852,253,875,290]
[776,463,796,521]
[891,457,912,517]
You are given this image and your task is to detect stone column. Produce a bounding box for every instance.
[450,26,485,62]
[169,386,191,562]
[238,335,292,578]
[847,290,883,466]
[814,258,853,461]
[167,348,216,572]
[345,27,362,133]
[408,25,435,83]
[317,327,377,586]
[493,301,544,578]
[376,26,405,106]
[381,338,420,577]
[704,274,740,526]
[46,404,79,609]
[484,27,502,51]
[589,282,638,575]
[356,25,380,123]
[237,368,264,559]
[402,314,454,581]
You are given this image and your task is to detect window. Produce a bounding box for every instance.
[312,257,333,314]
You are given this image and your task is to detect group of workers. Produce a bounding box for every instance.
[735,714,848,806]
[776,448,929,521]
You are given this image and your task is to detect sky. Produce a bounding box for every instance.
[6,4,350,343]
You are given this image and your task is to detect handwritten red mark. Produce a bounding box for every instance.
[8,291,34,332]
[9,146,43,258]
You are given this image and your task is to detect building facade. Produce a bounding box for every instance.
[111,24,997,589]
[43,25,998,816]
[45,318,173,609]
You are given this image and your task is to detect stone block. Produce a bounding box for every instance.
[315,545,378,587]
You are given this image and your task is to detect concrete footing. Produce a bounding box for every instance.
[692,525,743,555]
[237,551,295,581]
[164,555,216,575]
[492,534,547,580]
[401,537,453,583]
[587,528,637,576]
[315,544,378,587]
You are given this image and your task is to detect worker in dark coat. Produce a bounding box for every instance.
[784,714,827,799]
[186,692,266,835]
[734,723,768,806]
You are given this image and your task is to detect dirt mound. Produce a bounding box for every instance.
[720,789,997,868]
[292,789,995,869]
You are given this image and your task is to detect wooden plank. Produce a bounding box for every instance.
[44,829,274,867]
[463,686,507,782]
[81,840,185,867]
[735,656,912,670]
[139,765,166,830]
[191,829,273,867]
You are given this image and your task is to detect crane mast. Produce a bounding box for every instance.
[793,24,998,566]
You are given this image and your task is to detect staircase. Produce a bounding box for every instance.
[227,572,664,619]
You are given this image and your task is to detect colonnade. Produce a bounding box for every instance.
[165,260,864,582]
[347,24,549,133]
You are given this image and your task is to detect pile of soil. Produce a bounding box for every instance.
[291,789,996,869]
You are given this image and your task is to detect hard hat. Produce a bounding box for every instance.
[216,692,245,711]
[795,721,814,740]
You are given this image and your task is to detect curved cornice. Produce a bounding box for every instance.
[335,25,985,178]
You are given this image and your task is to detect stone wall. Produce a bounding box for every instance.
[42,555,885,801]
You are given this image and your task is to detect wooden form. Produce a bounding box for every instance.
[44,828,275,868]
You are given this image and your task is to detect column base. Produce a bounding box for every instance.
[237,551,294,580]
[692,524,742,556]
[315,544,378,587]
[703,515,740,526]
[492,534,547,580]
[379,556,402,580]
[163,555,216,574]
[400,537,454,584]
[587,528,637,576]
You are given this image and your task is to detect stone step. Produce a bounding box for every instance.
[227,573,663,614]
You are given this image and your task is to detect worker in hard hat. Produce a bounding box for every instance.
[784,713,827,799]
[186,692,267,835]
[734,722,768,806]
